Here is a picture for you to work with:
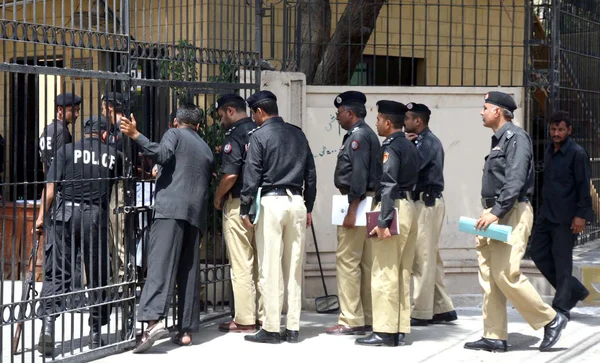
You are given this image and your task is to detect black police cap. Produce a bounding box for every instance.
[102,92,125,105]
[334,91,367,108]
[484,91,517,112]
[376,100,407,115]
[246,90,277,109]
[56,93,82,107]
[83,115,109,134]
[215,93,245,110]
[406,102,431,116]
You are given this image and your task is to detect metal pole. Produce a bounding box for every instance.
[550,0,561,113]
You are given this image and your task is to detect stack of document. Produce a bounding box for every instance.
[458,216,513,242]
[331,195,373,226]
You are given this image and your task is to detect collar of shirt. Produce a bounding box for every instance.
[492,122,513,141]
[262,116,284,126]
[346,119,366,135]
[385,131,406,143]
[548,136,573,155]
[227,117,253,133]
[417,127,431,140]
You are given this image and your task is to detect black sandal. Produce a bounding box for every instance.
[172,332,192,346]
[133,322,169,354]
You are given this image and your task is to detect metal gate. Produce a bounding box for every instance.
[526,0,600,247]
[1,1,260,362]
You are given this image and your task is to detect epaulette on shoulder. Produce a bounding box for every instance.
[248,126,262,136]
[225,126,236,136]
[506,129,515,140]
[288,124,302,131]
[382,137,393,146]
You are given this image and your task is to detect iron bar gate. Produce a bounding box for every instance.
[0,1,260,362]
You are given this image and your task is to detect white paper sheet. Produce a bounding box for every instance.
[331,195,373,226]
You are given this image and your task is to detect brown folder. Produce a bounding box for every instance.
[366,208,399,236]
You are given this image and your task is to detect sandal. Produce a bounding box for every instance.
[133,322,169,354]
[172,332,192,346]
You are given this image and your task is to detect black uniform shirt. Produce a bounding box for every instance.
[540,137,593,224]
[240,117,317,215]
[39,119,72,173]
[413,127,444,193]
[135,127,214,230]
[47,138,122,220]
[334,120,381,203]
[377,131,420,228]
[220,117,256,197]
[481,122,534,219]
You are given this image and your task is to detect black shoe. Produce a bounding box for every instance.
[540,312,567,351]
[432,310,458,324]
[244,329,282,344]
[37,316,55,356]
[355,332,400,347]
[464,338,508,352]
[279,329,299,343]
[411,318,432,326]
[89,325,105,349]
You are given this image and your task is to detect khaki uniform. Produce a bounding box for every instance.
[336,193,375,327]
[411,195,454,319]
[371,198,418,334]
[222,196,263,325]
[255,194,307,332]
[477,202,556,340]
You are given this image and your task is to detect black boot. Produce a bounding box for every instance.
[464,338,508,352]
[540,312,568,351]
[37,316,55,356]
[355,332,399,347]
[89,323,105,349]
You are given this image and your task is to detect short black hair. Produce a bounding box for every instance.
[550,111,571,127]
[345,104,367,119]
[412,111,430,124]
[220,98,247,113]
[382,113,405,129]
[176,103,202,126]
[251,99,278,116]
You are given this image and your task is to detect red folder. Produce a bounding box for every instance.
[366,208,400,236]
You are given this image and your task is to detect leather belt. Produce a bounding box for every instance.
[412,190,443,201]
[481,195,530,209]
[263,188,302,197]
[339,188,376,195]
[394,191,411,200]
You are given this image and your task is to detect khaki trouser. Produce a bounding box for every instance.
[222,196,264,325]
[336,193,375,327]
[411,196,455,320]
[476,202,556,340]
[109,181,126,280]
[371,198,418,334]
[255,192,307,333]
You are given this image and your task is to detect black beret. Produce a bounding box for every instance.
[334,91,367,108]
[84,115,109,134]
[56,93,82,107]
[484,91,517,112]
[406,102,431,116]
[246,90,277,109]
[102,92,125,105]
[215,93,245,110]
[376,100,407,115]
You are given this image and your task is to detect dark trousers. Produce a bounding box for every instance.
[39,205,112,327]
[137,218,201,332]
[530,218,589,314]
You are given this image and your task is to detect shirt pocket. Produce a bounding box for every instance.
[487,149,507,173]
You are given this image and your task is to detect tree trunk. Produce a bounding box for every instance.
[312,0,385,85]
[298,0,331,84]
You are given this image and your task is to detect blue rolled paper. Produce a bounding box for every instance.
[458,216,513,242]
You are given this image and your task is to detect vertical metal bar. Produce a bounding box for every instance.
[399,2,403,85]
[447,0,452,85]
[436,0,440,85]
[460,0,464,86]
[498,0,503,85]
[510,0,516,86]
[551,0,561,111]
[411,2,416,86]
[424,1,428,86]
[474,1,479,86]
[485,1,490,86]
[385,2,390,86]
[255,0,263,60]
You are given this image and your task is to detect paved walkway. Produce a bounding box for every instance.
[96,307,600,363]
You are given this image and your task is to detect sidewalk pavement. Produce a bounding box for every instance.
[95,306,600,363]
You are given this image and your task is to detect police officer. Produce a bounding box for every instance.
[326,91,380,335]
[529,111,591,320]
[356,100,419,347]
[102,92,127,278]
[39,93,81,174]
[120,103,214,353]
[464,91,567,352]
[404,102,457,326]
[34,115,122,354]
[240,91,317,344]
[213,94,263,333]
